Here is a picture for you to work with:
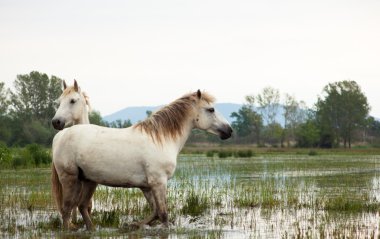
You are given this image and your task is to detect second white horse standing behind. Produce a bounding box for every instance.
[51,79,93,226]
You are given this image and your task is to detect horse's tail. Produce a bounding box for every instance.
[51,162,63,214]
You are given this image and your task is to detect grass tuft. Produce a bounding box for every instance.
[181,191,210,216]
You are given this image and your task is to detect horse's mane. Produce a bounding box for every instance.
[134,91,215,144]
[61,86,92,111]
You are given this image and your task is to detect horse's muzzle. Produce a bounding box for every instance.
[218,125,233,140]
[52,117,65,130]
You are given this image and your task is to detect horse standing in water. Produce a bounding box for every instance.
[51,80,93,225]
[51,90,232,230]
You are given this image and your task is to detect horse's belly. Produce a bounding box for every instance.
[77,152,149,188]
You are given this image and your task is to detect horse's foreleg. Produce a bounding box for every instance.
[132,188,158,227]
[151,183,169,227]
[61,175,82,230]
[78,181,97,231]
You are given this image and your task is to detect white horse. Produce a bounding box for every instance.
[51,90,233,230]
[52,80,90,130]
[51,79,93,225]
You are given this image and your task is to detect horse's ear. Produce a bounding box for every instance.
[63,80,67,90]
[74,79,79,92]
[197,89,202,99]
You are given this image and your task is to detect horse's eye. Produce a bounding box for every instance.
[70,99,76,104]
[207,108,215,113]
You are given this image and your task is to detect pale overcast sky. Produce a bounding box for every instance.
[1,0,379,117]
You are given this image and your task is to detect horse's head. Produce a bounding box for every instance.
[193,90,233,140]
[52,80,90,130]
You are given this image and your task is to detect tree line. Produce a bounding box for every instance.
[0,71,379,148]
[190,82,379,148]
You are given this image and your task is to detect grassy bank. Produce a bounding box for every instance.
[182,143,380,156]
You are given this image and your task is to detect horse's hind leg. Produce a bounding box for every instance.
[71,208,78,224]
[151,183,169,227]
[78,180,97,231]
[72,181,93,224]
[61,175,82,230]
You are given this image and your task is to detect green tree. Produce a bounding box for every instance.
[231,95,263,144]
[109,119,132,128]
[146,110,153,117]
[0,82,11,143]
[6,71,62,146]
[9,71,62,125]
[256,87,282,146]
[0,82,8,115]
[283,94,307,147]
[316,80,370,148]
[89,110,107,126]
[262,123,283,146]
[256,87,280,126]
[364,117,380,146]
[296,115,320,148]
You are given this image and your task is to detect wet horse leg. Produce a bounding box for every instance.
[151,183,169,227]
[78,180,97,231]
[72,181,93,224]
[60,174,82,230]
[132,188,158,227]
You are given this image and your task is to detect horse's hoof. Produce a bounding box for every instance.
[86,226,95,232]
[122,222,143,231]
[69,222,80,231]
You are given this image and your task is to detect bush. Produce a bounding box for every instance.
[12,154,28,168]
[206,151,215,157]
[0,144,51,169]
[235,149,254,158]
[308,150,318,156]
[218,150,233,158]
[26,144,51,166]
[0,142,12,167]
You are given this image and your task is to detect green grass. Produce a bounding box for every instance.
[181,191,210,216]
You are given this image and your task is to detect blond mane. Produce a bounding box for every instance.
[134,91,215,144]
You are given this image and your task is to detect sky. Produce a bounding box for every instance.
[1,0,380,117]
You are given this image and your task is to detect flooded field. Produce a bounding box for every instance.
[1,154,380,238]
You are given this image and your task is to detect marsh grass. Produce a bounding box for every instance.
[0,154,380,238]
[323,194,380,213]
[181,190,210,216]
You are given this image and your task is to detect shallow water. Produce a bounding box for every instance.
[1,154,380,238]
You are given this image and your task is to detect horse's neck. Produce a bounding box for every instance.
[75,108,90,125]
[171,119,194,154]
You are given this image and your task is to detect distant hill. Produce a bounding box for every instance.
[103,103,242,124]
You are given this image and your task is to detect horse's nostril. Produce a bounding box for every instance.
[52,119,58,126]
[52,118,65,130]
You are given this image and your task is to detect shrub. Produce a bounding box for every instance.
[0,142,12,167]
[308,150,318,156]
[235,149,254,158]
[218,150,233,158]
[12,155,28,168]
[26,144,51,166]
[206,151,215,157]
